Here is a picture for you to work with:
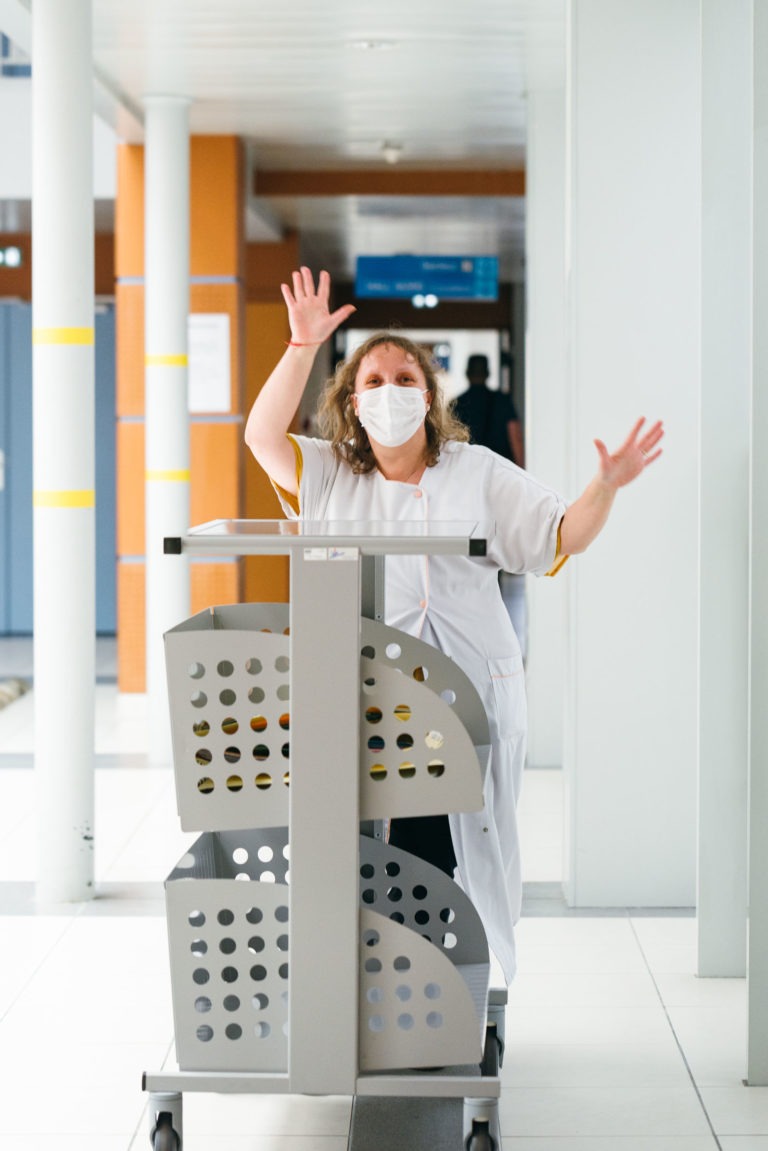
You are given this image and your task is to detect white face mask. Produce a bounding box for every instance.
[356,384,429,447]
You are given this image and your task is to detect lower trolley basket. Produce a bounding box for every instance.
[143,826,505,1149]
[165,826,491,1074]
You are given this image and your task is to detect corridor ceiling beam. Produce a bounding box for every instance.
[254,169,525,197]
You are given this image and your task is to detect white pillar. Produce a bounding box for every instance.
[563,0,700,906]
[144,97,190,763]
[32,0,95,902]
[697,0,751,978]
[524,24,568,773]
[748,0,768,1086]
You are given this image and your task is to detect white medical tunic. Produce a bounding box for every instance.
[276,435,568,983]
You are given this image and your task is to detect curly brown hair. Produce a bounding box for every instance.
[316,332,469,474]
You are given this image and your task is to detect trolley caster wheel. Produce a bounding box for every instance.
[481,1023,501,1077]
[465,1117,496,1150]
[152,1112,179,1151]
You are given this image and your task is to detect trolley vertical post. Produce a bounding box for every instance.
[288,545,362,1094]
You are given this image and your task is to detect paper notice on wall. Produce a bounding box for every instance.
[188,313,231,413]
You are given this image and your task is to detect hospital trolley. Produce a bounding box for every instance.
[143,519,506,1150]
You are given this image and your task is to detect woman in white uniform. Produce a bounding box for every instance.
[246,267,663,984]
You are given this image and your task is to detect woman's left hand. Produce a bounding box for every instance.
[595,417,664,490]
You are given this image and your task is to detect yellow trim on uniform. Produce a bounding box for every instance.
[145,354,188,367]
[546,551,570,577]
[145,469,191,482]
[32,327,94,346]
[270,433,302,515]
[545,518,570,577]
[33,489,95,508]
[289,434,303,489]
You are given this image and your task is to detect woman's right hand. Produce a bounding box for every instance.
[245,267,355,496]
[281,266,356,346]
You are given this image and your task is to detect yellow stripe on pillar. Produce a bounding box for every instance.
[145,469,191,482]
[33,489,95,508]
[32,327,95,345]
[145,354,188,367]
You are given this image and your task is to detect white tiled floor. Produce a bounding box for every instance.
[0,661,761,1149]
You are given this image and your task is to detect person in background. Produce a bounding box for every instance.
[453,353,524,467]
[245,267,664,983]
[453,353,528,654]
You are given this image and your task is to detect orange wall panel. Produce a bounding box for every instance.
[243,557,290,604]
[190,422,241,525]
[191,562,241,614]
[242,299,293,602]
[118,138,245,281]
[190,137,244,278]
[245,234,300,302]
[119,283,242,417]
[115,145,145,278]
[116,136,247,687]
[116,421,145,556]
[244,301,291,416]
[116,282,145,416]
[118,421,244,555]
[117,562,146,692]
[242,301,287,526]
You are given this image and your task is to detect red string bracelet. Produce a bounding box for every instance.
[285,339,324,347]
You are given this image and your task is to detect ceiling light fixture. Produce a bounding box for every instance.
[0,246,22,267]
[381,141,403,165]
[348,39,396,51]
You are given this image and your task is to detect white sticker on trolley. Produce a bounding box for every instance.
[303,546,358,561]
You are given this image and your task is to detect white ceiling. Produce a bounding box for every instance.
[1,0,565,280]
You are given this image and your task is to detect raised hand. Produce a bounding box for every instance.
[594,417,664,490]
[560,417,664,555]
[280,266,356,346]
[245,267,355,495]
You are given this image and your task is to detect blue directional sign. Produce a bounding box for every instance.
[355,255,498,301]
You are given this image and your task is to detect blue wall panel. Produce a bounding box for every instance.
[0,307,9,631]
[7,304,33,633]
[94,307,116,633]
[0,302,116,635]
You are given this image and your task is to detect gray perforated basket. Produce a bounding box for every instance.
[165,605,489,833]
[357,835,489,1071]
[165,604,291,831]
[360,618,490,748]
[165,829,489,1073]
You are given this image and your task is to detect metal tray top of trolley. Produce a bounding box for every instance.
[144,518,501,1150]
[164,516,489,557]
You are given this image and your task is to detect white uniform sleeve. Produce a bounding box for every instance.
[270,434,340,522]
[484,453,568,576]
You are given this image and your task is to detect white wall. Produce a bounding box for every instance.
[748,0,768,1084]
[524,60,568,770]
[697,0,751,976]
[563,0,700,906]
